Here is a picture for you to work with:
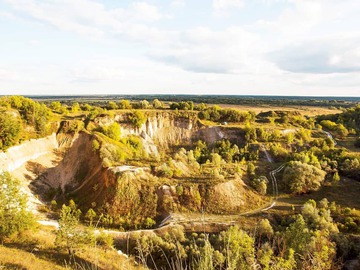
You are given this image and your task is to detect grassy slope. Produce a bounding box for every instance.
[0,245,66,270]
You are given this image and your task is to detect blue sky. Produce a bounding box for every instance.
[1,0,360,96]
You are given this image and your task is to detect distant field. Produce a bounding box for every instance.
[216,104,342,116]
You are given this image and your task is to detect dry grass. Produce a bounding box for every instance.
[215,104,341,117]
[77,247,146,270]
[270,177,360,216]
[1,226,145,270]
[337,136,360,153]
[0,245,66,270]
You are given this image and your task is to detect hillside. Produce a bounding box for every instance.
[1,96,360,269]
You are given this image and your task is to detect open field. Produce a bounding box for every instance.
[216,103,342,116]
[270,177,360,216]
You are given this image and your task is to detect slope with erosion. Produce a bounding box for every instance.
[1,111,265,229]
[94,111,244,152]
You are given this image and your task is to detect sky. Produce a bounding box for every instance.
[1,0,360,96]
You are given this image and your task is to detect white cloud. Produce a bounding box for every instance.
[3,0,168,39]
[270,36,360,74]
[0,68,17,81]
[170,0,185,8]
[71,66,124,82]
[2,0,360,96]
[213,0,244,10]
[213,0,244,16]
[129,2,166,22]
[150,26,263,74]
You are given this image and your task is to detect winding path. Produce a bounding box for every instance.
[322,130,337,146]
[259,145,284,212]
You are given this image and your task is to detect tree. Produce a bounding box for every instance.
[259,219,274,239]
[0,113,22,150]
[336,124,348,138]
[219,226,255,270]
[128,111,146,128]
[108,101,118,110]
[152,99,164,109]
[50,101,61,111]
[283,161,326,194]
[332,171,340,184]
[85,208,96,226]
[138,100,150,109]
[103,122,121,141]
[251,176,267,195]
[118,99,132,109]
[71,102,80,113]
[55,200,93,255]
[0,172,34,240]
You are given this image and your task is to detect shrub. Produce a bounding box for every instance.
[128,111,146,128]
[103,122,121,141]
[0,172,34,240]
[283,161,326,194]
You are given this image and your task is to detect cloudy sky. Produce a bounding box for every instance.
[1,0,360,96]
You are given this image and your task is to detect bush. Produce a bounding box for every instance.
[0,113,22,150]
[128,111,146,128]
[103,122,121,141]
[0,172,34,240]
[283,161,326,194]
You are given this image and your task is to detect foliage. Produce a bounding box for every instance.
[0,112,22,150]
[283,161,326,194]
[128,111,147,128]
[219,226,255,270]
[107,101,118,110]
[170,101,194,110]
[198,105,255,123]
[55,200,94,255]
[133,100,150,109]
[85,208,96,226]
[0,172,34,240]
[251,176,268,195]
[102,122,121,141]
[5,96,52,135]
[152,99,164,109]
[71,102,80,113]
[118,99,132,109]
[269,143,288,162]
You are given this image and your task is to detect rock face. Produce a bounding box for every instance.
[122,114,196,147]
[0,133,58,172]
[1,112,253,223]
[95,112,244,155]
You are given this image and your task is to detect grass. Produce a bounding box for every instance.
[1,225,145,270]
[0,245,66,270]
[337,136,360,153]
[270,177,360,216]
[215,103,341,117]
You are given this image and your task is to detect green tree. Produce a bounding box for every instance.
[0,172,34,240]
[219,226,255,270]
[50,101,61,111]
[103,122,121,141]
[283,161,326,194]
[71,102,80,113]
[332,171,340,183]
[118,99,132,109]
[108,101,118,110]
[128,111,146,128]
[152,99,164,109]
[138,100,150,109]
[85,208,97,226]
[0,113,22,150]
[55,200,93,255]
[195,236,216,270]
